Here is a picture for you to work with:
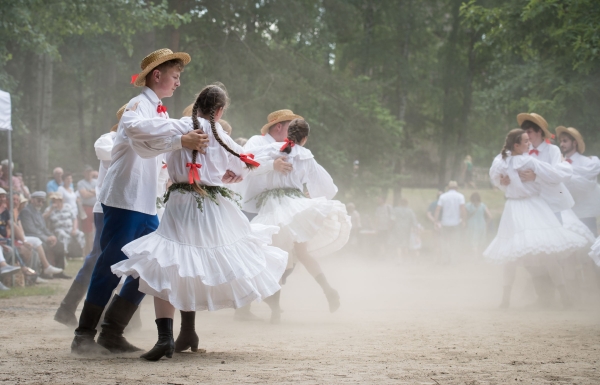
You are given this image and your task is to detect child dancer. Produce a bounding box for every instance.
[112,84,287,361]
[244,118,351,322]
[486,129,587,308]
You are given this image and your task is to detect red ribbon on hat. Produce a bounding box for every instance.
[240,154,260,167]
[186,163,202,184]
[529,149,539,156]
[157,105,168,114]
[280,138,295,152]
[545,138,551,144]
[130,74,139,84]
[566,158,573,164]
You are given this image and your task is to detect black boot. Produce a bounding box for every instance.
[315,274,340,312]
[55,280,86,327]
[174,311,199,353]
[264,290,282,324]
[71,301,110,355]
[97,295,142,353]
[140,318,174,361]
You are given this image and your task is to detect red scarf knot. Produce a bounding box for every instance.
[566,158,573,164]
[240,154,260,167]
[130,74,139,84]
[529,149,539,156]
[157,104,168,114]
[186,163,202,184]
[280,138,295,152]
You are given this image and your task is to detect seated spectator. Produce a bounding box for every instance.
[77,166,97,255]
[47,167,69,193]
[15,173,30,199]
[19,191,69,277]
[0,160,22,195]
[57,172,78,219]
[45,192,84,260]
[11,193,63,277]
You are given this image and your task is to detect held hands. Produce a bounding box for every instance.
[182,130,209,154]
[274,157,292,174]
[518,169,536,182]
[222,170,243,184]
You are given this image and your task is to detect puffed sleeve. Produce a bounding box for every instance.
[489,154,506,191]
[533,158,573,184]
[305,159,338,200]
[94,133,114,161]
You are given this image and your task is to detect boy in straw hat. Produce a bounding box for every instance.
[72,49,210,355]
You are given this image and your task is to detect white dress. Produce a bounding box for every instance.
[240,143,351,258]
[111,117,288,311]
[484,154,587,263]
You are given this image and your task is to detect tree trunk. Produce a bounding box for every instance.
[77,74,86,164]
[34,53,53,191]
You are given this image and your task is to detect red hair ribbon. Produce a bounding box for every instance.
[157,105,168,114]
[240,154,260,167]
[280,138,295,152]
[186,163,202,184]
[162,163,167,169]
[566,158,572,164]
[130,74,139,84]
[529,149,539,156]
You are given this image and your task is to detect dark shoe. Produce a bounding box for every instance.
[0,265,20,277]
[53,272,72,279]
[141,318,174,361]
[71,301,110,355]
[175,311,199,353]
[55,281,86,327]
[97,295,142,353]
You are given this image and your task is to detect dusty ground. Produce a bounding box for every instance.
[1,253,599,385]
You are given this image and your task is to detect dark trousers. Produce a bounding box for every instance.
[86,205,158,307]
[75,213,104,285]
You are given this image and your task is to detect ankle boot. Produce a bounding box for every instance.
[174,311,199,352]
[141,318,174,361]
[97,295,142,353]
[71,301,110,355]
[315,274,340,312]
[264,290,282,324]
[55,280,86,327]
[499,285,512,309]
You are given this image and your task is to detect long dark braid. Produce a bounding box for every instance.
[281,119,310,154]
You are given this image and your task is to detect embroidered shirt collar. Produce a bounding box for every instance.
[141,86,161,106]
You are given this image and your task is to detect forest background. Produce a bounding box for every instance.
[1,0,600,206]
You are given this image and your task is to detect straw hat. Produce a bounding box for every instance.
[517,113,551,139]
[261,109,303,135]
[556,126,585,154]
[448,181,458,189]
[110,104,128,132]
[132,48,191,87]
[48,192,63,200]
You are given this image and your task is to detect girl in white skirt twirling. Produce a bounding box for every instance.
[486,129,587,308]
[111,84,288,361]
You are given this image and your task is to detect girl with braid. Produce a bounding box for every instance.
[486,129,587,308]
[112,83,287,361]
[241,118,351,323]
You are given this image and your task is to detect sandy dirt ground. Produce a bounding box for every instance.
[1,253,599,384]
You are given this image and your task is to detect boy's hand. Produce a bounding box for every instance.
[182,130,209,154]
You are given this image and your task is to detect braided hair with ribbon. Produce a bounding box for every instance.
[501,129,526,159]
[281,118,310,154]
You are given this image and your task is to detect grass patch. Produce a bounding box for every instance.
[0,284,59,299]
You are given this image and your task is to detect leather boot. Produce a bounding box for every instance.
[55,280,86,327]
[97,295,142,353]
[141,318,174,361]
[315,274,340,312]
[174,311,199,353]
[264,290,282,324]
[71,301,110,355]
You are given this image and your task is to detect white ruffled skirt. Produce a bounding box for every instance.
[251,195,351,258]
[484,196,588,263]
[111,191,288,312]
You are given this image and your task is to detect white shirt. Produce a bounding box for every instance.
[57,186,78,218]
[528,141,574,212]
[93,131,116,213]
[437,189,465,227]
[98,87,188,215]
[564,152,600,218]
[244,133,277,176]
[233,143,337,213]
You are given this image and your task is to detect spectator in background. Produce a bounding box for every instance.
[45,192,84,260]
[19,191,69,276]
[47,167,65,193]
[0,160,22,195]
[465,192,492,257]
[57,172,78,219]
[0,246,21,290]
[14,173,30,199]
[434,181,466,265]
[77,166,97,255]
[390,197,418,262]
[346,202,361,247]
[463,155,475,188]
[427,190,443,256]
[374,194,394,258]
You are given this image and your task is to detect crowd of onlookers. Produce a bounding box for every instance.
[0,161,98,291]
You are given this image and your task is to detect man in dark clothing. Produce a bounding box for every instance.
[19,191,68,274]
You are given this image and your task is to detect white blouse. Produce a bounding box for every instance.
[93,131,116,213]
[57,186,78,218]
[564,152,600,218]
[234,143,338,213]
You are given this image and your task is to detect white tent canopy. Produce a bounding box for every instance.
[0,89,11,131]
[0,89,16,273]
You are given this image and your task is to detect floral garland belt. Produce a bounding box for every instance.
[251,187,305,209]
[163,182,241,212]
